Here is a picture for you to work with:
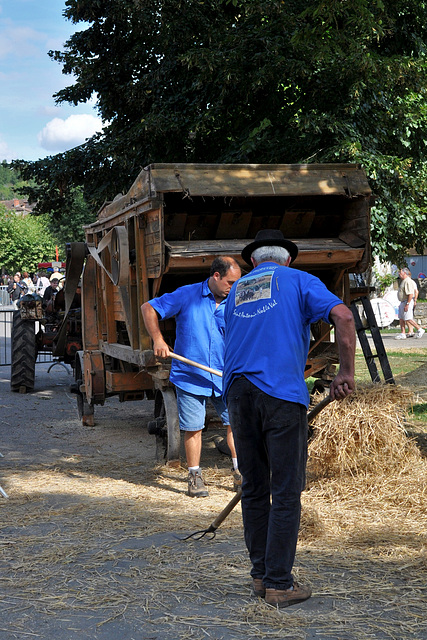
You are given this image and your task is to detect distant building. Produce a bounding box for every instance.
[406,246,427,280]
[0,198,35,216]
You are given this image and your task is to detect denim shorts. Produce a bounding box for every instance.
[175,386,230,431]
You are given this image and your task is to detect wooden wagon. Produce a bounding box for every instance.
[69,163,372,464]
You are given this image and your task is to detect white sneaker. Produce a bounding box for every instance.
[415,328,425,339]
[395,333,407,340]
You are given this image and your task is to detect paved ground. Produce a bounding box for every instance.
[0,362,426,640]
[359,330,427,351]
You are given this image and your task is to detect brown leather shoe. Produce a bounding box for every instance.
[265,581,312,608]
[252,578,266,597]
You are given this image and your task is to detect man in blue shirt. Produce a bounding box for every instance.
[141,256,242,497]
[223,229,355,608]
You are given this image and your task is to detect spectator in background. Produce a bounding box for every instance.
[7,273,27,308]
[50,267,65,288]
[34,272,50,297]
[22,271,35,293]
[396,267,425,339]
[405,274,420,337]
[43,278,60,305]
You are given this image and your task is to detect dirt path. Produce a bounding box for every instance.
[0,363,426,640]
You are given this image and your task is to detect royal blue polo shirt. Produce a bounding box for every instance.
[223,262,343,407]
[148,279,225,396]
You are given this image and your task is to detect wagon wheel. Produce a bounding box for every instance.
[109,226,129,287]
[151,388,180,466]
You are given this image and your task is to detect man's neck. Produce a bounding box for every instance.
[208,277,223,305]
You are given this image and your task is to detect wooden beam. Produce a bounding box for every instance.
[105,370,153,393]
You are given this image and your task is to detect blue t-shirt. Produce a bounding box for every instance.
[149,279,225,396]
[223,262,343,408]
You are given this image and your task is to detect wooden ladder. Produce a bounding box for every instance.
[350,295,395,384]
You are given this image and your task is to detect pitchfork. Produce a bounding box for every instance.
[179,395,333,541]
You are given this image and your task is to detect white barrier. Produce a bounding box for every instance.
[0,285,10,307]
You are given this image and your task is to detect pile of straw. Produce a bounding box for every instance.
[308,383,419,478]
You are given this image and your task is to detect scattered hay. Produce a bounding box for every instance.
[299,504,326,540]
[2,382,427,639]
[308,383,419,478]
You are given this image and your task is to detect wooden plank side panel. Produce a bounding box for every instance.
[148,165,372,198]
[215,210,252,239]
[103,271,118,342]
[340,198,371,272]
[97,170,151,220]
[166,248,365,272]
[134,215,152,351]
[113,289,126,322]
[145,208,164,278]
[85,198,162,233]
[105,370,153,393]
[166,238,363,254]
[126,218,140,350]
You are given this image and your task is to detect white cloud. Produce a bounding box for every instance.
[37,114,104,151]
[39,105,63,117]
[0,137,16,162]
[0,24,44,59]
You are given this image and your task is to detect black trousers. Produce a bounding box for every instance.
[227,376,308,589]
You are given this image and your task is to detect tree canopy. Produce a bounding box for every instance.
[0,161,29,200]
[14,0,427,263]
[0,205,57,274]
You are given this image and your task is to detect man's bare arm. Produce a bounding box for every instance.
[329,303,356,400]
[140,302,170,358]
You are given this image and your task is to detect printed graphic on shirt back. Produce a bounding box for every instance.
[235,271,274,306]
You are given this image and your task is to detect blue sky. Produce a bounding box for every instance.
[0,0,103,162]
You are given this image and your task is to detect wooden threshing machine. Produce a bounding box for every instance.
[66,163,372,465]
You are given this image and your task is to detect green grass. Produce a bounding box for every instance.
[356,348,427,432]
[411,402,427,424]
[308,347,427,432]
[355,350,427,381]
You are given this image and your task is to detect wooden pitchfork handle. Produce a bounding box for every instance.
[169,352,223,377]
[168,352,334,421]
[307,395,333,424]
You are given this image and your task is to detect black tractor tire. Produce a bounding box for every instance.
[10,311,36,393]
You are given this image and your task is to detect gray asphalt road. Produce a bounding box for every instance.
[357,330,427,351]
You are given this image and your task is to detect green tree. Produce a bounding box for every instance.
[48,185,95,245]
[0,161,30,200]
[13,0,427,263]
[17,178,96,245]
[0,205,58,273]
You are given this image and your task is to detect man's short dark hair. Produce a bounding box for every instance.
[210,257,236,278]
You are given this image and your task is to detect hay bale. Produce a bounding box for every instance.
[308,383,420,478]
